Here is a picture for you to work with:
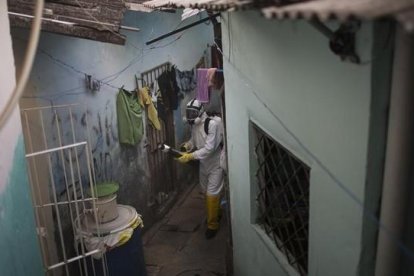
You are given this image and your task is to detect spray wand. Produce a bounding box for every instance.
[158,144,183,158]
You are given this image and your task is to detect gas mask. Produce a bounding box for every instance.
[184,99,204,125]
[183,116,202,125]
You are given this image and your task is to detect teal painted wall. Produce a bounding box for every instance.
[221,11,387,276]
[0,136,43,276]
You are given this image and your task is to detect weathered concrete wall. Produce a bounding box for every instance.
[0,1,43,275]
[12,11,213,228]
[222,11,390,276]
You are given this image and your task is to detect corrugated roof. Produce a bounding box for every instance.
[143,0,414,30]
[143,0,254,11]
[262,0,414,21]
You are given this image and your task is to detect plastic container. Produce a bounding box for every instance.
[103,226,147,276]
[88,182,120,224]
[78,205,147,276]
[96,194,118,223]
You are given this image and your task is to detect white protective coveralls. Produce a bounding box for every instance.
[185,112,224,233]
[187,112,224,196]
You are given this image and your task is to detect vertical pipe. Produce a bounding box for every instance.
[375,26,414,275]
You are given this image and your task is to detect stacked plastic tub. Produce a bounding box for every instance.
[76,182,147,276]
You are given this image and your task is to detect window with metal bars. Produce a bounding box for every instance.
[252,124,310,275]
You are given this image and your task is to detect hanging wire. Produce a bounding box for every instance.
[213,41,414,262]
[12,8,211,102]
[12,14,195,101]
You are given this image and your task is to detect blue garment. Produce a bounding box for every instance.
[176,68,197,93]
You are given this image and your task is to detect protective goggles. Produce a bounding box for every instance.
[186,108,200,120]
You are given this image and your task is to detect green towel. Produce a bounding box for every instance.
[116,88,143,145]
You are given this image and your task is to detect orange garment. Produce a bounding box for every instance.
[138,87,161,130]
[207,68,217,87]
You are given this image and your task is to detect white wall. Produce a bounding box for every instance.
[0,1,20,191]
[0,1,43,275]
[222,11,377,276]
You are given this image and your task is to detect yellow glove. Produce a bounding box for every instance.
[177,153,194,163]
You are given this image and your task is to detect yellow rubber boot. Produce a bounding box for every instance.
[205,195,220,239]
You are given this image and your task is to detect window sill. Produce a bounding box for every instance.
[251,224,301,276]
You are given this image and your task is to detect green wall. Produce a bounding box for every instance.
[221,11,386,276]
[0,136,43,276]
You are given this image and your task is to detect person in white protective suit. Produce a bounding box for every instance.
[177,99,224,239]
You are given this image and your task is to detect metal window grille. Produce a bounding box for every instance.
[253,124,310,275]
[22,104,108,276]
[141,62,176,206]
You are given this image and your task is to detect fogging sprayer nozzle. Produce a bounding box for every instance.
[158,143,183,158]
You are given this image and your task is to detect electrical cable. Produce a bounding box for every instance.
[15,22,191,95]
[0,0,44,131]
[9,8,196,103]
[213,41,414,261]
[23,7,196,89]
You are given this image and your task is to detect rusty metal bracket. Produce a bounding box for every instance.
[309,19,361,64]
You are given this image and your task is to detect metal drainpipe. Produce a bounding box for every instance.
[375,25,414,276]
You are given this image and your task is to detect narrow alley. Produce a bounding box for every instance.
[3,1,414,276]
[143,183,229,276]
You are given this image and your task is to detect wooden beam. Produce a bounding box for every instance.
[8,1,125,24]
[11,16,126,45]
[7,0,128,44]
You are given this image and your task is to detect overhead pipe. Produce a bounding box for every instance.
[375,25,414,276]
[146,13,220,45]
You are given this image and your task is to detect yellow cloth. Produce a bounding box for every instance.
[177,153,194,163]
[115,215,144,247]
[138,87,161,130]
[206,195,220,230]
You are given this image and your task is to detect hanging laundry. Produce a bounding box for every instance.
[158,66,180,110]
[139,87,161,130]
[116,88,144,146]
[205,86,223,116]
[207,68,217,88]
[176,68,197,94]
[196,68,209,103]
[151,80,159,104]
[156,91,167,122]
